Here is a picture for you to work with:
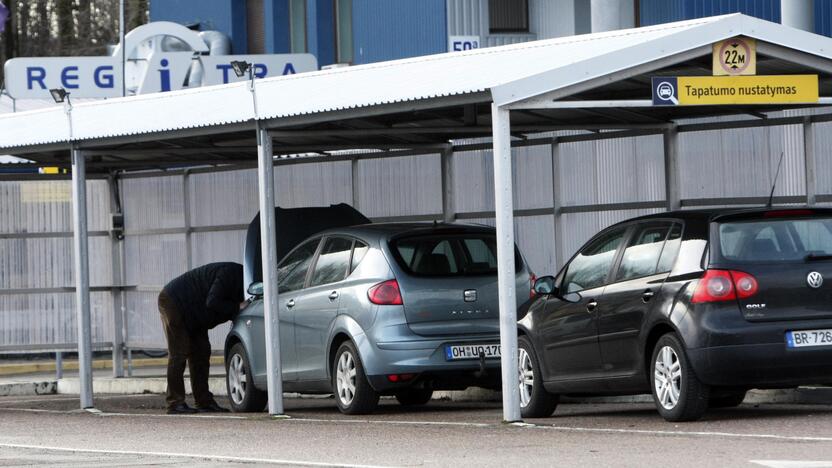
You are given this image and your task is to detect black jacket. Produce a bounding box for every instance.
[163,262,244,332]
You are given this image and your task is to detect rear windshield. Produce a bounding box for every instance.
[716,216,832,263]
[390,233,522,277]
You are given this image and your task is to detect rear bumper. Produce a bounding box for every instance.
[688,342,832,387]
[362,336,503,392]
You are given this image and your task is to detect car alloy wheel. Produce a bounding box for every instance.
[517,335,558,418]
[228,353,247,405]
[654,345,682,410]
[518,347,535,408]
[225,343,267,412]
[336,350,357,407]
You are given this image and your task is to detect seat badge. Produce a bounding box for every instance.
[464,290,477,302]
[807,271,824,289]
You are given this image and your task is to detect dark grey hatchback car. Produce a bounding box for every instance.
[518,207,832,421]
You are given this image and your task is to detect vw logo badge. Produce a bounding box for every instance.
[807,271,824,289]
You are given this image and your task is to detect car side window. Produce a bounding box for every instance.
[309,237,353,288]
[562,228,627,293]
[278,238,320,293]
[615,223,672,281]
[656,223,683,273]
[350,240,369,273]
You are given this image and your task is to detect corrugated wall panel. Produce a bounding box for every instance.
[357,154,443,218]
[678,121,804,200]
[121,176,185,230]
[818,0,832,37]
[124,234,187,287]
[813,120,832,194]
[447,0,483,37]
[0,292,112,349]
[275,160,353,208]
[558,134,665,207]
[452,143,554,213]
[531,0,576,39]
[640,0,780,26]
[190,169,258,227]
[352,0,447,64]
[191,231,247,267]
[0,180,110,233]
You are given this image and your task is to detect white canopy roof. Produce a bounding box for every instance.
[1,13,831,153]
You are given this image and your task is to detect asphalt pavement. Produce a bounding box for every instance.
[1,393,832,467]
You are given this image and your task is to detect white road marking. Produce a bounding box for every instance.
[3,404,832,444]
[751,461,832,467]
[539,425,832,443]
[0,442,396,468]
[0,394,149,405]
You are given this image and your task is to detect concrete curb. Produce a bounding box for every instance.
[45,376,832,406]
[0,356,224,377]
[0,381,57,397]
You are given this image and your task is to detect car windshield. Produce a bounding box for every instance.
[717,216,832,262]
[390,233,520,276]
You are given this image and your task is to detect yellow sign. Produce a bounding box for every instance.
[713,37,756,76]
[674,75,818,106]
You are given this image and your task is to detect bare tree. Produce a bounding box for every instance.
[0,0,148,83]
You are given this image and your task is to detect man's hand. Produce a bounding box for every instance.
[239,301,248,311]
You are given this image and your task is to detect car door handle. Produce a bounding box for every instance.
[642,290,655,303]
[286,299,295,308]
[586,300,598,312]
[328,291,339,301]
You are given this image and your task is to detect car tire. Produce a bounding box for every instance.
[226,343,267,413]
[650,333,709,422]
[518,335,559,419]
[709,390,747,408]
[333,341,379,415]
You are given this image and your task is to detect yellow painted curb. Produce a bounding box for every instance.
[0,356,224,376]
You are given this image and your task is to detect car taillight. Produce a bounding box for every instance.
[691,269,758,303]
[529,273,537,299]
[368,279,403,305]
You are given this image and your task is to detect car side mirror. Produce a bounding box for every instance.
[247,282,264,297]
[533,276,557,295]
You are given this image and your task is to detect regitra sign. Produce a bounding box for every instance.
[3,22,318,99]
[651,75,819,106]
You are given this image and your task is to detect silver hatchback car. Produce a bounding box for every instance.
[225,222,533,414]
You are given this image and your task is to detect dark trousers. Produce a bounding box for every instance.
[158,290,216,409]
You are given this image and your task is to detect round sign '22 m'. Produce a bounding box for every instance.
[720,40,752,74]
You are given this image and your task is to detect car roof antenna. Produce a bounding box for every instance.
[766,151,785,209]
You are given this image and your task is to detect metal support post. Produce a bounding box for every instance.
[804,117,817,206]
[256,122,285,416]
[440,145,455,223]
[55,352,63,380]
[663,126,681,211]
[127,347,133,376]
[108,176,125,378]
[551,138,565,269]
[182,169,193,270]
[71,145,94,409]
[781,0,814,32]
[351,158,360,209]
[591,0,635,32]
[491,103,521,423]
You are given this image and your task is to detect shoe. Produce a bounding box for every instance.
[167,403,198,415]
[196,402,230,413]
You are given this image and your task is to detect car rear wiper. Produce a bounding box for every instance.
[805,253,832,261]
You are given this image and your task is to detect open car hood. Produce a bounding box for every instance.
[243,203,370,296]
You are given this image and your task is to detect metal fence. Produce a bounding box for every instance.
[1,108,830,360]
